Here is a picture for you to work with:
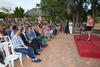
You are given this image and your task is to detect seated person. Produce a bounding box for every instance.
[45,25,52,40]
[49,25,57,36]
[6,25,12,37]
[32,25,48,46]
[10,25,17,39]
[11,29,41,63]
[20,27,40,55]
[26,27,45,49]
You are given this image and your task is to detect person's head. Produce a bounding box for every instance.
[12,25,17,30]
[66,20,68,22]
[27,27,31,32]
[7,25,12,30]
[87,15,92,20]
[20,27,26,33]
[42,25,45,29]
[32,25,35,30]
[14,29,20,36]
[69,20,71,22]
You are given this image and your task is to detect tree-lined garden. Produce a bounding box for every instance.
[38,0,100,23]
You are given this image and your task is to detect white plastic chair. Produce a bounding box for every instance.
[0,43,11,67]
[2,42,22,67]
[3,36,30,66]
[0,63,5,67]
[0,60,11,67]
[10,42,23,66]
[3,36,25,66]
[3,36,11,42]
[3,36,29,59]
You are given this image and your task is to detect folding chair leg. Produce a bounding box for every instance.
[26,55,29,59]
[11,61,14,67]
[19,54,23,66]
[9,63,11,67]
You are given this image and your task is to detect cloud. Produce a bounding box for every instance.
[0,0,16,9]
[0,0,41,11]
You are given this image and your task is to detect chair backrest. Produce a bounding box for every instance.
[2,41,20,56]
[0,43,3,52]
[0,63,5,67]
[9,42,15,55]
[2,42,10,57]
[3,42,16,55]
[3,36,11,42]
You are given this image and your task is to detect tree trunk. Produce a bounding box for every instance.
[92,0,96,25]
[73,14,76,32]
[76,12,79,24]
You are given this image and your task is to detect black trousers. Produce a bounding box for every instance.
[0,52,4,64]
[65,27,69,33]
[32,38,44,50]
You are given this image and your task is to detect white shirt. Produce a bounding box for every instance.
[69,22,73,28]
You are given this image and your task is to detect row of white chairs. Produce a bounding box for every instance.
[0,36,29,67]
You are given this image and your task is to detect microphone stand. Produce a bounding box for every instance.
[77,27,82,41]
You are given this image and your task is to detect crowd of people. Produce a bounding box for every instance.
[0,15,94,66]
[0,21,58,64]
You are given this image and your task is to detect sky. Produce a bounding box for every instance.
[0,0,41,11]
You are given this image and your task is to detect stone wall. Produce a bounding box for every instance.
[94,23,100,29]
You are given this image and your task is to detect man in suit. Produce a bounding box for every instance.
[25,27,45,50]
[32,25,48,46]
[20,27,40,55]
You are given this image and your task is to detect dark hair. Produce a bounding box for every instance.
[20,27,24,32]
[12,25,17,30]
[26,26,31,31]
[14,29,19,34]
[7,25,10,29]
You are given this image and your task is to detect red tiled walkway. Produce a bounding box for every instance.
[15,33,100,67]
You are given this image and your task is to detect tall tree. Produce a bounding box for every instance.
[40,0,100,24]
[13,7,25,18]
[0,12,8,18]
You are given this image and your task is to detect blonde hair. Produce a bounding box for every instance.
[87,15,92,19]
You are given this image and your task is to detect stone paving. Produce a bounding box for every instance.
[15,33,100,67]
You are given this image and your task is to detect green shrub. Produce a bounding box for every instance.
[96,17,100,22]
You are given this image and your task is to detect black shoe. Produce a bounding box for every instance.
[37,59,41,62]
[32,59,41,63]
[32,60,39,63]
[36,53,41,55]
[42,46,45,48]
[45,44,48,47]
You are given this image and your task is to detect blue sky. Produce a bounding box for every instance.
[0,0,41,11]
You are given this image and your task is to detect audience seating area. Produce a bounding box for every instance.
[0,22,59,67]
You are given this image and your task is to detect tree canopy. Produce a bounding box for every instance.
[39,0,100,23]
[0,12,8,18]
[13,7,25,18]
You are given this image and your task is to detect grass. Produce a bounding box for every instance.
[96,17,100,22]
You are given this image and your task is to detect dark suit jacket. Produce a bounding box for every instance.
[25,31,35,40]
[20,33,29,46]
[34,30,41,37]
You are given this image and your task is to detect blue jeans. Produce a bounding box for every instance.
[15,47,36,59]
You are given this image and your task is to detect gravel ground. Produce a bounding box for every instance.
[14,33,100,67]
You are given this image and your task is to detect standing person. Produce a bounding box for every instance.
[86,15,94,41]
[69,20,73,34]
[65,20,69,34]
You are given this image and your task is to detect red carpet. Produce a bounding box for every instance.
[74,35,100,58]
